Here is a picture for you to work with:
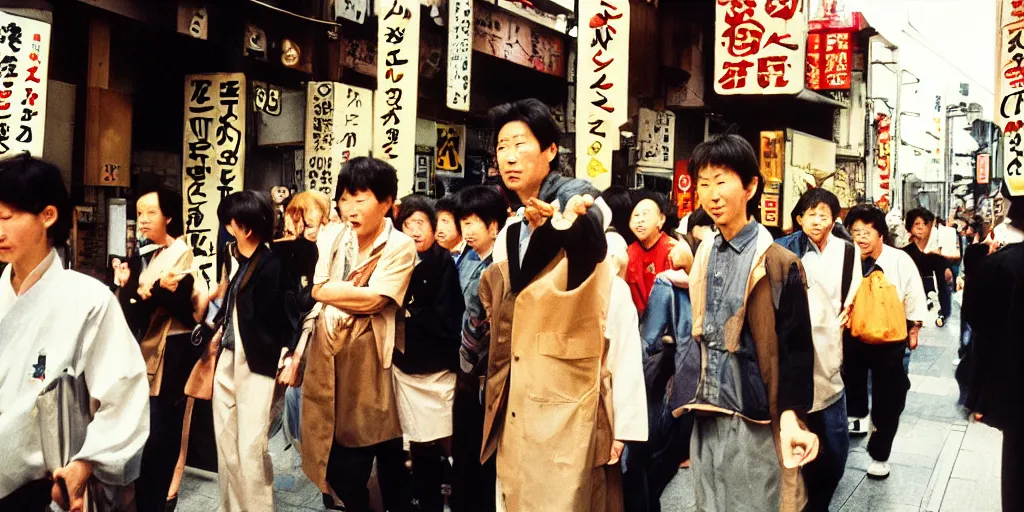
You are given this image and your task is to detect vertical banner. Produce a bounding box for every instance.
[375,0,420,197]
[759,131,785,228]
[0,12,51,158]
[575,0,630,191]
[446,0,472,111]
[996,0,1024,196]
[335,0,370,24]
[977,153,991,185]
[435,123,466,179]
[714,0,807,95]
[637,108,675,170]
[674,160,695,219]
[305,82,342,197]
[305,82,374,198]
[183,73,246,289]
[874,113,892,210]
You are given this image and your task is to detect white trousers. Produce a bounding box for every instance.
[212,340,280,512]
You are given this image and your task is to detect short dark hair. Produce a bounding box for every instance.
[138,186,184,238]
[599,186,635,243]
[218,190,275,243]
[630,189,670,217]
[456,186,508,230]
[845,204,890,240]
[488,98,561,152]
[397,194,437,231]
[687,208,714,234]
[904,207,936,232]
[435,194,459,216]
[336,157,399,204]
[689,134,763,215]
[791,188,840,229]
[0,155,72,247]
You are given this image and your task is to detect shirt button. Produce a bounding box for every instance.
[511,411,516,418]
[514,355,520,362]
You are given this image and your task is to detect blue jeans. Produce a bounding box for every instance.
[802,394,849,511]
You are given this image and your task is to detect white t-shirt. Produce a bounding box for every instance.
[873,244,929,323]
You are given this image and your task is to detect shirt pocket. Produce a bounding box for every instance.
[531,333,601,403]
[537,332,602,360]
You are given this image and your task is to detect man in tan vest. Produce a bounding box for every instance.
[478,99,633,512]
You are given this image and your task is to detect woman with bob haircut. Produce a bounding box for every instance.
[0,155,150,511]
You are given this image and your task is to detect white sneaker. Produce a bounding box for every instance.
[848,417,869,436]
[867,459,891,479]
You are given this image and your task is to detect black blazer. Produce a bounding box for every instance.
[228,244,301,378]
[118,249,198,342]
[271,237,320,315]
[392,243,466,374]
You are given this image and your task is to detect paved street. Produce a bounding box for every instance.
[178,295,1003,512]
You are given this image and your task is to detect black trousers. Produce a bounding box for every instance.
[135,333,198,512]
[0,480,52,511]
[844,340,910,462]
[409,442,449,512]
[326,438,413,512]
[623,401,693,512]
[1003,425,1024,512]
[450,386,496,512]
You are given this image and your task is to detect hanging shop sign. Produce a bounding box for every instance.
[0,12,51,158]
[342,36,377,76]
[473,3,566,78]
[637,108,675,170]
[806,31,851,90]
[996,0,1024,196]
[182,73,247,289]
[977,153,991,185]
[714,0,807,96]
[447,0,473,111]
[305,82,373,198]
[335,0,370,24]
[435,123,466,179]
[674,160,695,219]
[759,130,785,228]
[375,0,420,196]
[874,113,892,210]
[574,0,630,190]
[176,3,208,40]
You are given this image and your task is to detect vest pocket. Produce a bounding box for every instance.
[537,332,602,360]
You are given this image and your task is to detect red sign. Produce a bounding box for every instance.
[874,113,892,210]
[977,153,991,185]
[674,160,695,218]
[806,31,851,90]
[761,194,780,227]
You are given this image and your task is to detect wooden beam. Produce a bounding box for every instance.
[87,16,110,89]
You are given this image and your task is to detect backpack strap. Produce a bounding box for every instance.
[841,241,855,303]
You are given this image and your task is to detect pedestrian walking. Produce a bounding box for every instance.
[902,208,959,327]
[962,191,1024,511]
[844,205,927,479]
[480,98,624,511]
[626,190,675,316]
[301,157,417,512]
[679,134,819,512]
[111,185,208,512]
[393,195,465,512]
[450,185,508,512]
[776,188,860,511]
[0,156,150,510]
[210,190,300,511]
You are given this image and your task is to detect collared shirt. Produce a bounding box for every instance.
[220,252,252,351]
[700,221,762,414]
[800,233,861,411]
[458,249,494,378]
[451,239,468,268]
[871,244,929,322]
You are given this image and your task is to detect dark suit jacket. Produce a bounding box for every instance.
[964,242,1024,430]
[118,249,197,342]
[229,244,301,378]
[392,243,466,374]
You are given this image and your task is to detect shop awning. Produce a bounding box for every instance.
[795,89,849,108]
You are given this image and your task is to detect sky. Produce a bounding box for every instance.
[855,0,997,93]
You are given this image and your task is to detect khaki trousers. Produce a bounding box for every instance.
[212,339,280,512]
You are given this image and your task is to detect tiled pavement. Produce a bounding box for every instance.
[178,295,1003,511]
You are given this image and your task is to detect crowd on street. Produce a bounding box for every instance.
[0,98,1022,512]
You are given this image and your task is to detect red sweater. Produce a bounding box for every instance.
[626,233,674,317]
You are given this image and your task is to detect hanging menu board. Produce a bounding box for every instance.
[0,12,51,158]
[375,0,421,196]
[447,0,472,111]
[182,73,246,289]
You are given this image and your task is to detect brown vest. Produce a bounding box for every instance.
[480,253,615,511]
